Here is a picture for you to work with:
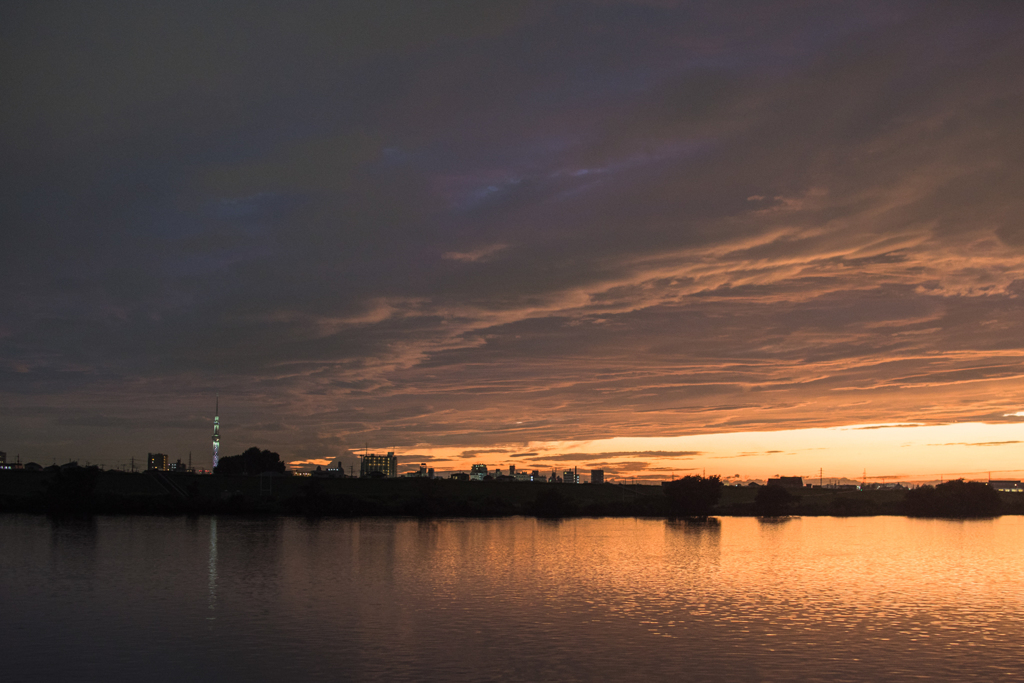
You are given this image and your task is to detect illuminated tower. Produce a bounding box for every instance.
[212,396,220,470]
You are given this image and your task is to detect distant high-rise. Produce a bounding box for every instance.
[212,396,220,470]
[591,469,604,485]
[360,451,397,478]
[148,453,168,471]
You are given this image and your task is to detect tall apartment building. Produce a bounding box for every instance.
[147,453,169,471]
[360,451,397,478]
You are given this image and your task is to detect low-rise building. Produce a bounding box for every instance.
[767,476,803,488]
[402,464,434,478]
[0,452,22,471]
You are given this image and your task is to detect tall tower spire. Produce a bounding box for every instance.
[212,395,220,471]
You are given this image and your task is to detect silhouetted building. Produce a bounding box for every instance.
[403,463,430,478]
[0,451,5,464]
[147,453,168,471]
[360,452,397,478]
[863,482,907,491]
[450,472,470,481]
[591,469,604,485]
[168,458,190,473]
[314,464,347,478]
[563,468,579,484]
[767,476,803,488]
[989,480,1024,492]
[470,464,488,481]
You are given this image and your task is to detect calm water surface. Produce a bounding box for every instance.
[2,514,1022,681]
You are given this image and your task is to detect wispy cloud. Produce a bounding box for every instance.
[441,244,508,263]
[930,441,1022,448]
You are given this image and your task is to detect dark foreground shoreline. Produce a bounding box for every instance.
[1,470,1019,519]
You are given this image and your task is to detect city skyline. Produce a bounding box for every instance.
[3,2,1024,482]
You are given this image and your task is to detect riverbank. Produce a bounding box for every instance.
[1,470,1020,518]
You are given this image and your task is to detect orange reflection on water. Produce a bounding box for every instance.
[295,516,1024,679]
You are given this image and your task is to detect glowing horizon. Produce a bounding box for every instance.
[284,419,1024,484]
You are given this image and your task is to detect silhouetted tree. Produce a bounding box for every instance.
[45,466,101,514]
[214,447,286,475]
[905,479,1001,518]
[663,475,724,517]
[755,484,799,516]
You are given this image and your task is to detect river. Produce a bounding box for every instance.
[1,514,1021,681]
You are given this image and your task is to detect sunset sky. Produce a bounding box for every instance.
[3,1,1024,481]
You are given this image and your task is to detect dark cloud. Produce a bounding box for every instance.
[53,416,208,430]
[519,450,701,462]
[931,441,1022,447]
[710,451,781,459]
[3,2,1024,468]
[851,423,924,430]
[459,448,518,457]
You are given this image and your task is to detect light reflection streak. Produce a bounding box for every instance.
[208,516,217,622]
